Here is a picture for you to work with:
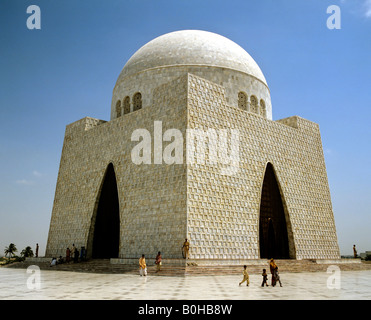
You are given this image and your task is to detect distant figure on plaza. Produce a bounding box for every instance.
[270,258,278,286]
[50,257,57,267]
[80,246,86,261]
[239,265,249,286]
[139,254,147,276]
[353,245,358,258]
[70,244,78,263]
[182,238,190,259]
[73,246,79,263]
[261,268,269,287]
[71,244,76,258]
[275,268,283,287]
[35,243,39,258]
[66,247,71,263]
[155,251,162,272]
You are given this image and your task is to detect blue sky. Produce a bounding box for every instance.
[0,0,370,257]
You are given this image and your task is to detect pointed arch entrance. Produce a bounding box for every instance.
[259,163,292,259]
[89,163,120,259]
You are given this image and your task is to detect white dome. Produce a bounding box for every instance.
[117,30,268,87]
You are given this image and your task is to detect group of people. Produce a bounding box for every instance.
[239,258,282,287]
[138,239,190,276]
[46,238,282,287]
[50,256,65,267]
[65,244,86,263]
[50,244,86,267]
[139,239,189,277]
[139,252,162,276]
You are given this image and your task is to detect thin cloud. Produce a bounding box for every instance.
[32,170,42,177]
[339,0,371,18]
[364,0,371,17]
[15,170,42,185]
[15,179,34,186]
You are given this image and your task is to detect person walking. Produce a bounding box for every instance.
[155,252,162,272]
[353,245,358,258]
[139,254,147,276]
[275,267,282,287]
[35,243,39,258]
[239,265,249,286]
[261,268,269,287]
[269,258,277,286]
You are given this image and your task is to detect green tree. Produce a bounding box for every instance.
[4,243,17,259]
[21,246,34,258]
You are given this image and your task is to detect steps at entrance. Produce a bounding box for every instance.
[4,259,187,276]
[5,258,371,276]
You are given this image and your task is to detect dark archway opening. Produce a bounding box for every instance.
[92,163,120,259]
[259,163,290,259]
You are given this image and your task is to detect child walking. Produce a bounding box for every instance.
[261,268,269,287]
[239,265,249,286]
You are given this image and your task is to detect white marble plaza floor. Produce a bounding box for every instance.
[0,267,370,300]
